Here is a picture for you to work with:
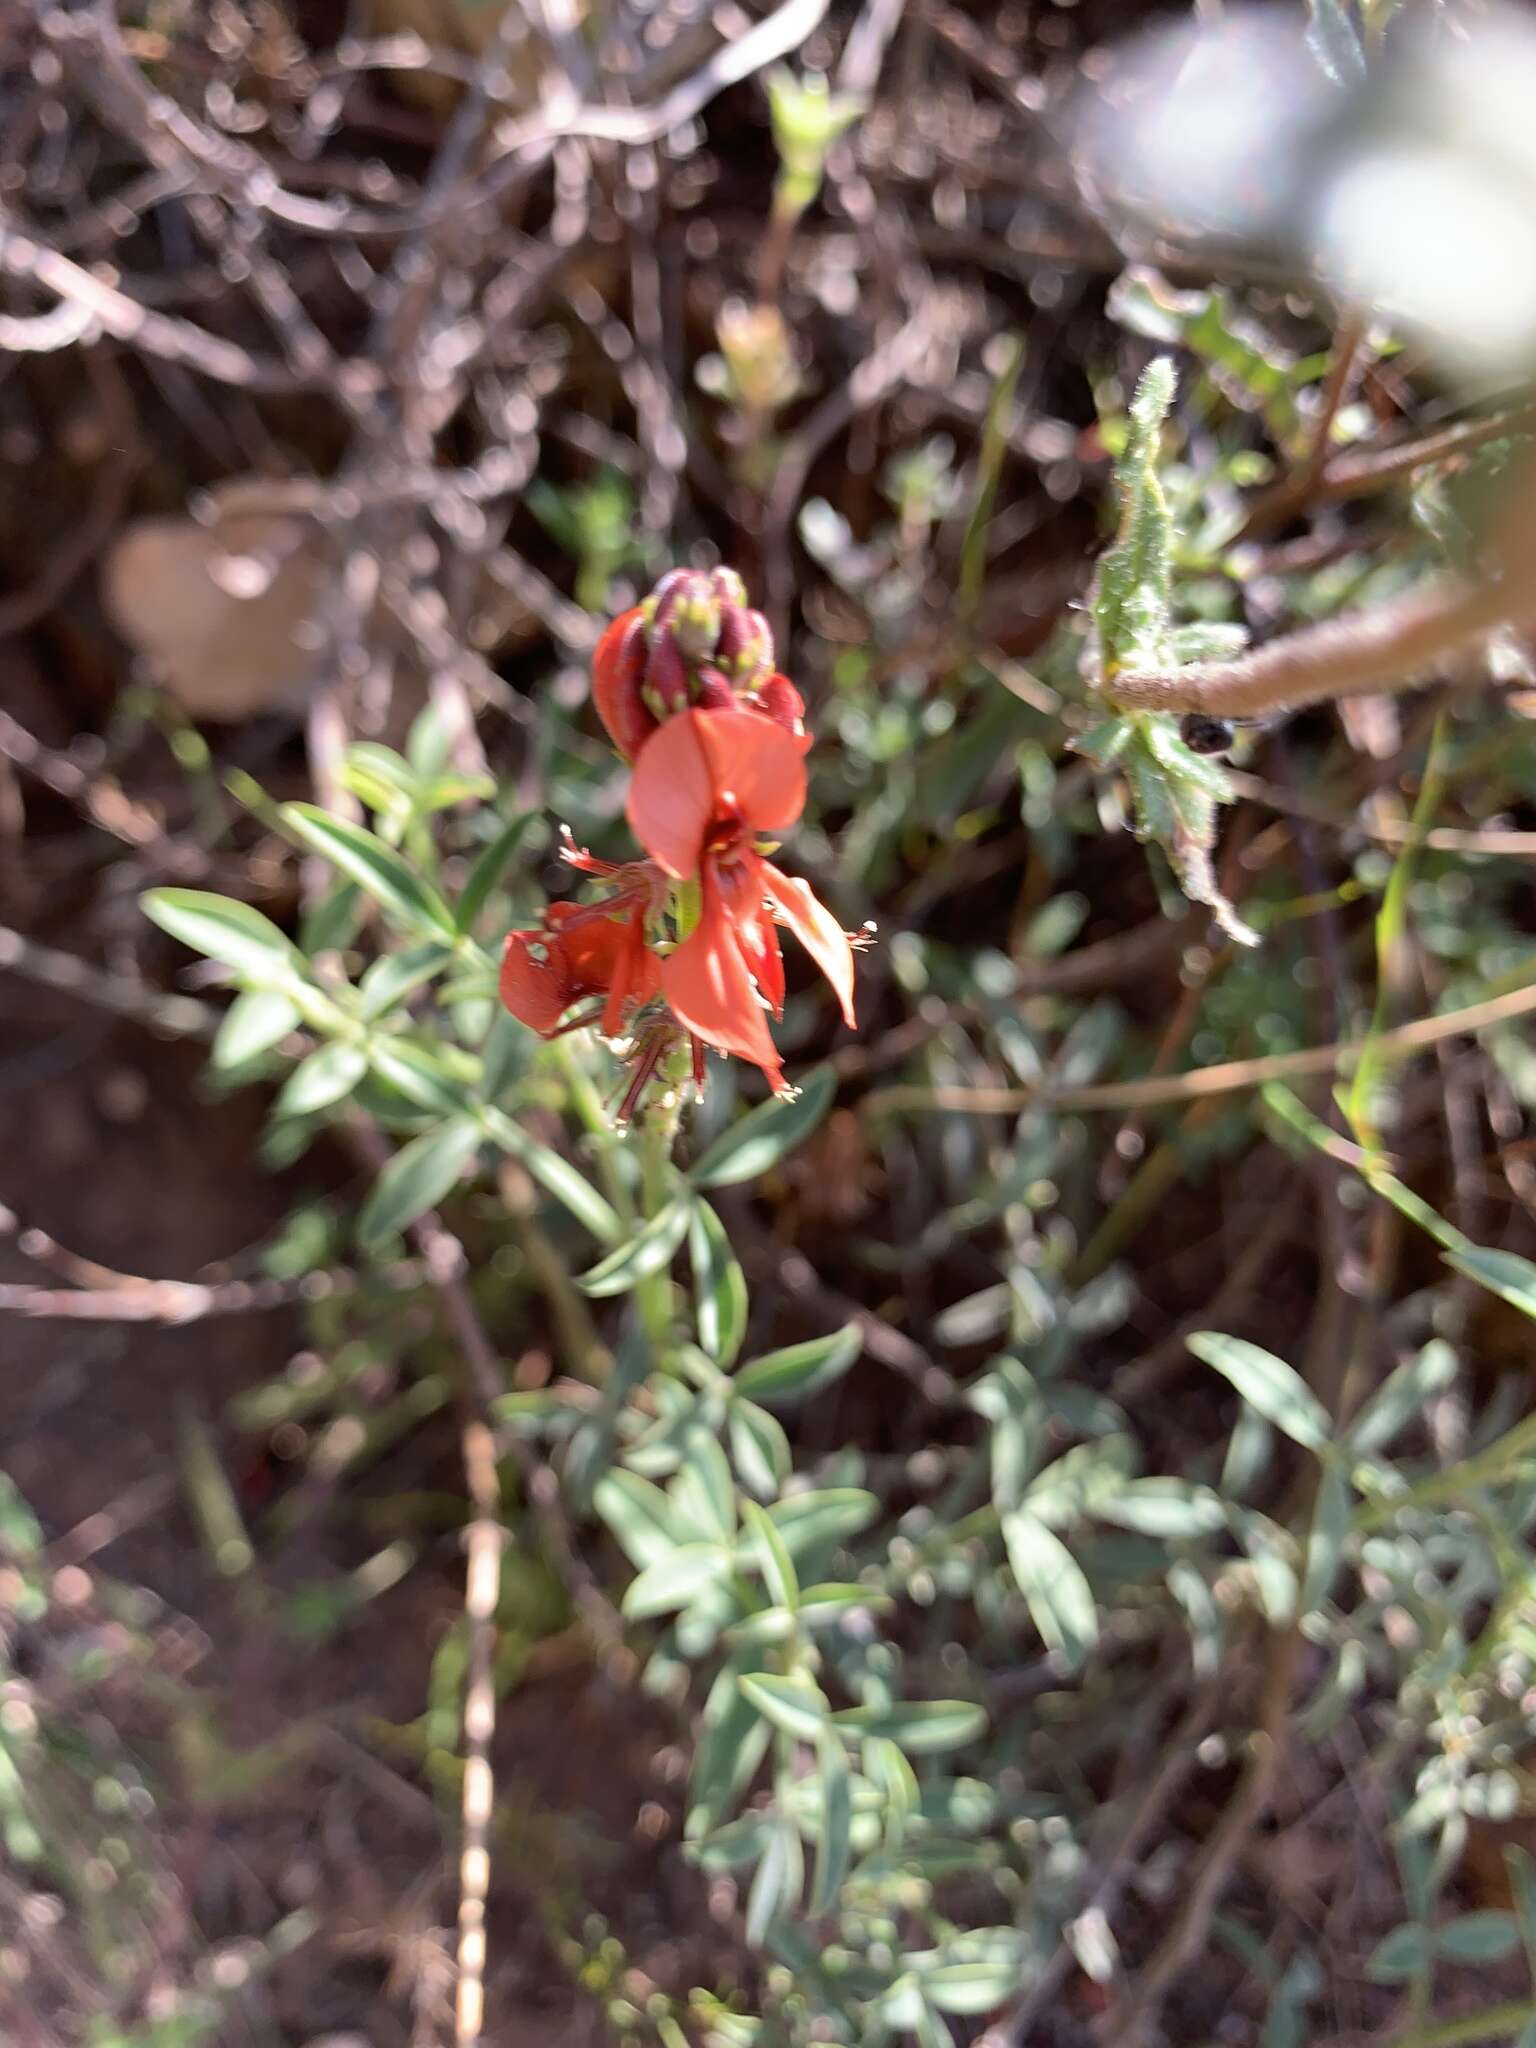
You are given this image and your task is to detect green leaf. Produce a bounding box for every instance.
[921,1960,1024,2016]
[358,941,454,1019]
[1436,1913,1522,1965]
[809,1729,852,1916]
[1306,0,1366,86]
[578,1196,692,1298]
[733,1324,861,1408]
[282,805,456,939]
[276,1042,367,1117]
[744,1821,796,1948]
[728,1400,792,1503]
[212,988,300,1069]
[1301,1461,1352,1615]
[1347,1340,1459,1455]
[143,888,298,981]
[357,1116,482,1247]
[738,1672,830,1744]
[743,1501,799,1611]
[1097,1478,1226,1539]
[1002,1511,1098,1667]
[767,1488,878,1559]
[832,1700,986,1755]
[622,1542,731,1619]
[1366,1922,1433,1984]
[690,1200,749,1367]
[367,1038,466,1116]
[1445,1247,1536,1321]
[593,1469,684,1570]
[300,878,363,956]
[688,1657,775,1837]
[481,1106,621,1245]
[457,811,538,934]
[1188,1333,1332,1454]
[688,1066,837,1187]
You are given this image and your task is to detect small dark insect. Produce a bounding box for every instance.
[1179,713,1236,755]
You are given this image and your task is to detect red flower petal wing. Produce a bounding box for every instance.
[693,707,807,833]
[500,929,571,1034]
[601,913,662,1036]
[718,855,785,1018]
[760,864,857,1028]
[591,608,655,761]
[626,712,717,878]
[662,869,786,1090]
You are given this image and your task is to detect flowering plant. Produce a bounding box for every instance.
[501,569,863,1118]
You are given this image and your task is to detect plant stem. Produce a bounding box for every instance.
[636,1091,683,1345]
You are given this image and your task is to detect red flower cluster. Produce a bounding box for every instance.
[500,569,861,1115]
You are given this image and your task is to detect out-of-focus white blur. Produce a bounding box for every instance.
[1077,1,1536,384]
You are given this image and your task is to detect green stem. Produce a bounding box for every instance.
[552,1037,636,1231]
[636,1094,682,1346]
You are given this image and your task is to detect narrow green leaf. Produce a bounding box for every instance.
[744,1821,795,1948]
[688,1066,837,1187]
[1306,0,1366,86]
[922,1960,1024,2016]
[593,1469,683,1570]
[738,1672,830,1743]
[1002,1510,1098,1666]
[1301,1460,1352,1615]
[621,1542,730,1619]
[767,1488,878,1559]
[1436,1912,1521,1964]
[688,1658,774,1837]
[143,888,298,981]
[1188,1332,1332,1453]
[276,1042,367,1117]
[283,804,456,939]
[456,812,538,934]
[1366,1922,1432,1985]
[481,1106,621,1245]
[577,1196,692,1298]
[743,1500,799,1611]
[367,1038,466,1116]
[728,1401,792,1502]
[358,941,453,1020]
[1445,1247,1536,1322]
[832,1699,986,1755]
[690,1200,749,1367]
[1097,1478,1226,1539]
[733,1324,861,1409]
[1348,1340,1458,1456]
[809,1729,852,1916]
[212,988,299,1069]
[357,1116,481,1247]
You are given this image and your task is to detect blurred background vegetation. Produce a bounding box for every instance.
[6,1,1536,2044]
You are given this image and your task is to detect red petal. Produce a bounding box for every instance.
[760,864,857,1028]
[626,710,719,878]
[500,928,571,1035]
[601,913,662,1036]
[591,609,656,761]
[693,707,807,833]
[757,673,811,753]
[661,868,786,1090]
[718,855,785,1018]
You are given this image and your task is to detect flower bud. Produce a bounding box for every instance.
[693,666,736,712]
[643,633,692,719]
[715,604,775,692]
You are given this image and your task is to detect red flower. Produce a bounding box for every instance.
[627,708,855,1092]
[500,898,660,1040]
